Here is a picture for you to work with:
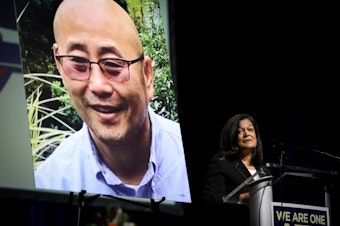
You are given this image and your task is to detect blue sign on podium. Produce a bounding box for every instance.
[272,202,329,226]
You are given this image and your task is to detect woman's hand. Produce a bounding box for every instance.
[238,192,250,204]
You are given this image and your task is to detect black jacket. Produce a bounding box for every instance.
[201,153,272,225]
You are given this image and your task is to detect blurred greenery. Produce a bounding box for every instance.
[25,73,75,170]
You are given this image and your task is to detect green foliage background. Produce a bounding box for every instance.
[15,0,178,167]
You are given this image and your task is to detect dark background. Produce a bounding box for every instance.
[170,1,340,225]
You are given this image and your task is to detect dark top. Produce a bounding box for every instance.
[202,153,272,226]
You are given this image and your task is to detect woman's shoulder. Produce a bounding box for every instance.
[208,152,237,165]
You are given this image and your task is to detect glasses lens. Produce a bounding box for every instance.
[59,56,89,81]
[100,59,129,82]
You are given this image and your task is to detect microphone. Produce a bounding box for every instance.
[265,163,280,168]
[272,139,284,149]
[289,145,340,161]
[279,148,286,168]
[274,139,340,161]
[271,138,288,167]
[258,166,268,178]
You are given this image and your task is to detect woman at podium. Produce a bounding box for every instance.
[202,113,272,225]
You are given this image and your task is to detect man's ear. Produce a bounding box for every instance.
[143,56,154,101]
[52,43,62,72]
[52,43,58,56]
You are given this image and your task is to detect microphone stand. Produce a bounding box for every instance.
[285,145,340,218]
[291,146,340,161]
[65,190,166,226]
[270,141,340,224]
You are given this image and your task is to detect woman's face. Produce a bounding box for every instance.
[237,118,257,152]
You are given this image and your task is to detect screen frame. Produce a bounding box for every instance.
[0,0,188,215]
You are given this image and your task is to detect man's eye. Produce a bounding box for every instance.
[103,60,125,68]
[104,61,120,68]
[71,57,88,64]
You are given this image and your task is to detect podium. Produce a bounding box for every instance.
[268,163,339,207]
[266,163,340,226]
[248,175,273,226]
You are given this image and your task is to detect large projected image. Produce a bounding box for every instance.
[14,0,191,203]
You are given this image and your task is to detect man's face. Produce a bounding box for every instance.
[54,1,154,146]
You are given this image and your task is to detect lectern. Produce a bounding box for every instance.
[248,175,273,226]
[266,163,339,226]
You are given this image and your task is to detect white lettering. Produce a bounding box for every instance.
[276,210,291,221]
[292,212,308,223]
[310,214,326,225]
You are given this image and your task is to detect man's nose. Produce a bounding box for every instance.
[88,65,114,94]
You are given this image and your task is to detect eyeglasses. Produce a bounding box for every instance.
[55,54,144,82]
